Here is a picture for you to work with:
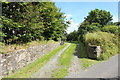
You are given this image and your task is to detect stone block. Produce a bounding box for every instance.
[87,45,102,59]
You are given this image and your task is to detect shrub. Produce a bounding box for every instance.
[102,25,119,35]
[85,31,119,60]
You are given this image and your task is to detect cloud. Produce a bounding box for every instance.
[66,21,79,34]
[64,14,79,33]
[112,16,118,22]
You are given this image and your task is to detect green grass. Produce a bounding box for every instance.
[51,43,76,78]
[79,42,101,69]
[5,43,68,78]
[81,58,100,69]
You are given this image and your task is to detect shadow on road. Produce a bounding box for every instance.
[73,42,88,59]
[68,41,88,59]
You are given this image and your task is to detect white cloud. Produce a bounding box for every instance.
[66,21,79,34]
[112,16,118,22]
[64,14,79,33]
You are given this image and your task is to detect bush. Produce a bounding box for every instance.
[85,31,119,60]
[102,25,119,35]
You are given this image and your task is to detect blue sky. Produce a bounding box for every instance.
[55,2,118,33]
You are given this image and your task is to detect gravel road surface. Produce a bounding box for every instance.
[31,43,71,78]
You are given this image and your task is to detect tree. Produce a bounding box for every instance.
[78,21,100,42]
[84,9,113,27]
[67,30,78,41]
[40,2,68,41]
[1,2,68,44]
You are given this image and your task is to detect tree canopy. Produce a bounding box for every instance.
[84,9,113,27]
[1,2,68,44]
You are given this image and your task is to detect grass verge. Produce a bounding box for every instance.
[81,58,100,69]
[79,42,101,69]
[0,40,57,54]
[5,43,68,78]
[51,43,76,78]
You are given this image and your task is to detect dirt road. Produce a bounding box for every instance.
[31,43,71,78]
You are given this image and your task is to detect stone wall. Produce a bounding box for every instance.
[0,43,60,77]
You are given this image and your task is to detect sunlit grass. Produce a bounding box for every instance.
[81,58,100,69]
[51,43,76,78]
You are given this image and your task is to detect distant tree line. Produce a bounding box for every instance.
[1,2,68,44]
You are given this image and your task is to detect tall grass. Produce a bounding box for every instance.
[85,31,119,60]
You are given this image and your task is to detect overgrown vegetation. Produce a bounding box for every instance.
[51,44,76,78]
[85,31,119,60]
[5,43,68,78]
[101,25,119,35]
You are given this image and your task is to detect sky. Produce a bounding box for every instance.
[55,2,118,33]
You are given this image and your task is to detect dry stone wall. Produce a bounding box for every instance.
[0,43,60,78]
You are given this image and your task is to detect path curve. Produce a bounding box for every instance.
[31,43,71,78]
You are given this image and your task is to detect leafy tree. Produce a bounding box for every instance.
[40,2,68,41]
[67,30,78,41]
[84,9,113,27]
[1,2,68,44]
[78,21,100,42]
